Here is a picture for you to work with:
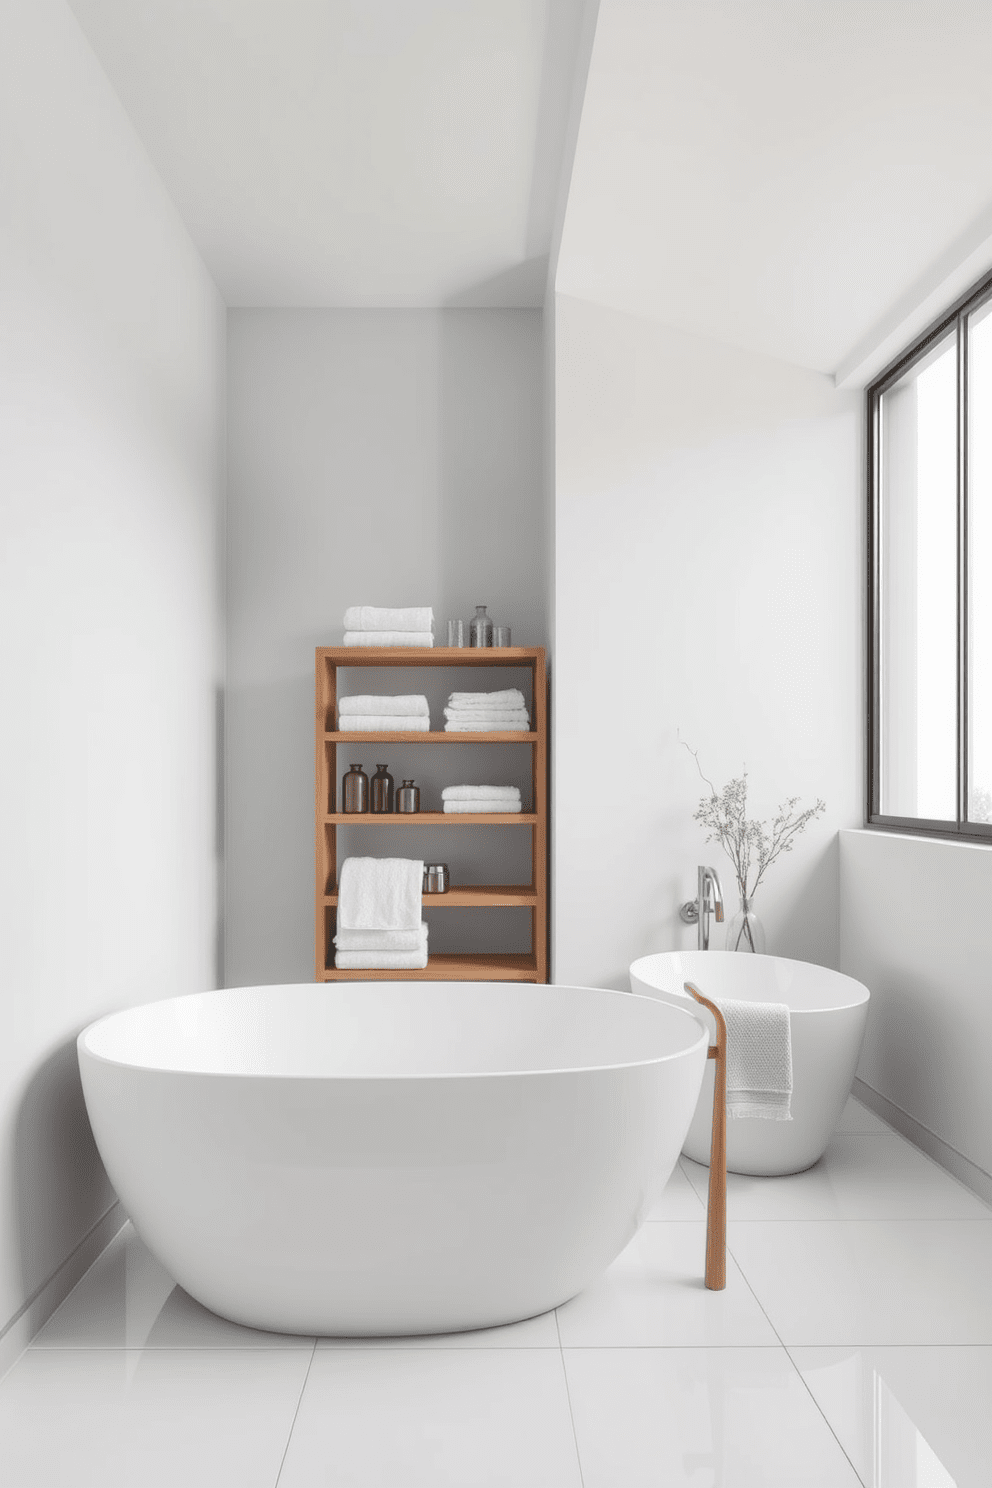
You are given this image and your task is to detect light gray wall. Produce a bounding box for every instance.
[0,0,225,1346]
[225,309,546,985]
[553,294,863,988]
[840,828,992,1201]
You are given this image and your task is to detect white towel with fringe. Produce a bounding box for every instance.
[716,997,793,1120]
[338,695,429,716]
[337,857,423,931]
[344,631,434,648]
[343,606,434,633]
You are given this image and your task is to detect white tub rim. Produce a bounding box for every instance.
[77,981,710,1082]
[630,950,870,1015]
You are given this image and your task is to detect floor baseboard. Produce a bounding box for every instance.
[0,1202,125,1382]
[853,1077,992,1208]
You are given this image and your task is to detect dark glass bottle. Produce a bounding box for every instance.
[396,779,420,814]
[371,763,394,813]
[342,762,369,813]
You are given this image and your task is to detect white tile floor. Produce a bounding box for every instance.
[4,1097,992,1486]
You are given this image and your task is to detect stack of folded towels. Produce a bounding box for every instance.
[443,688,531,732]
[343,606,434,648]
[334,857,427,970]
[337,694,430,732]
[442,785,522,814]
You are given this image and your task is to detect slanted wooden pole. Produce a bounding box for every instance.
[685,982,727,1291]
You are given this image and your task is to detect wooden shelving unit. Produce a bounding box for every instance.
[315,646,548,983]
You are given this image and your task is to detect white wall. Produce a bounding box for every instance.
[225,309,546,986]
[840,829,992,1201]
[553,294,862,988]
[0,0,225,1349]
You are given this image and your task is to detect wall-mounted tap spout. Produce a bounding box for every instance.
[679,865,725,949]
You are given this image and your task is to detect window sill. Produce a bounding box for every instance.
[849,825,992,852]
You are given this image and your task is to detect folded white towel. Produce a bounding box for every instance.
[716,998,793,1121]
[447,689,526,709]
[344,631,434,648]
[444,719,531,732]
[441,785,521,801]
[446,708,532,720]
[338,857,423,931]
[335,947,429,970]
[334,922,428,952]
[343,607,434,633]
[338,695,429,717]
[338,714,431,732]
[443,799,523,813]
[443,707,530,723]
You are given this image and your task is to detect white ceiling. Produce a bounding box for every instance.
[66,0,992,373]
[558,0,992,376]
[66,0,589,308]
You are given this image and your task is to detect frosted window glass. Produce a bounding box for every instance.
[879,334,958,821]
[969,301,992,823]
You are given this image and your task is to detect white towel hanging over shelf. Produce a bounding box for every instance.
[337,857,423,931]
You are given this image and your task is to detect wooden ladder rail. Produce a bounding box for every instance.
[685,981,727,1291]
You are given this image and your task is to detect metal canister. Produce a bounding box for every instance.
[396,779,420,813]
[424,863,450,894]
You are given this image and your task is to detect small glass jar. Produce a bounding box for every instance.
[396,779,420,814]
[370,763,394,813]
[469,605,493,647]
[342,763,369,814]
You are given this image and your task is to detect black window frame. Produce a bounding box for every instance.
[867,267,992,842]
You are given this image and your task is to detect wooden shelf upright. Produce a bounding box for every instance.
[315,646,548,983]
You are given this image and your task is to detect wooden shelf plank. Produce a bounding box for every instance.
[320,952,538,982]
[325,731,537,743]
[318,647,539,668]
[323,884,537,908]
[323,812,536,826]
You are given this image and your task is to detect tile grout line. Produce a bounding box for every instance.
[724,1229,787,1350]
[726,1229,867,1485]
[782,1342,868,1487]
[3,1343,323,1356]
[554,1308,587,1488]
[273,1338,317,1488]
[678,1151,992,1225]
[723,1216,992,1225]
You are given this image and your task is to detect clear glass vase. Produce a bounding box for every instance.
[726,896,766,953]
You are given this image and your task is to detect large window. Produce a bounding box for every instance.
[868,271,992,839]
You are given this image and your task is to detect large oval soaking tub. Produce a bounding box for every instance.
[78,982,708,1337]
[629,952,870,1176]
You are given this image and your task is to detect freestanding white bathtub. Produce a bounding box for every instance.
[78,982,708,1336]
[629,952,870,1176]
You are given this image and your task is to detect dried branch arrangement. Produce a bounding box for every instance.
[685,744,825,904]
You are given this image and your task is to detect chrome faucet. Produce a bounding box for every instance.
[679,865,725,950]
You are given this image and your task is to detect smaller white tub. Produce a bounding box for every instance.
[629,952,870,1175]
